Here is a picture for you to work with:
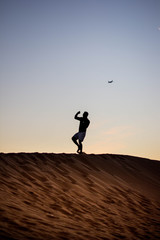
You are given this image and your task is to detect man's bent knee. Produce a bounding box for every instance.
[72,136,76,141]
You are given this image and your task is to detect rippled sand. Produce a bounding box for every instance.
[0,153,160,240]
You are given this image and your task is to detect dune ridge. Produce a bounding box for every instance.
[0,153,160,240]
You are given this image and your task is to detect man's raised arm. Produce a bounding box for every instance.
[74,111,81,120]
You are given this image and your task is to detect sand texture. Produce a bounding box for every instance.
[0,153,160,240]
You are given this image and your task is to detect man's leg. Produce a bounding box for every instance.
[78,140,82,153]
[72,136,80,152]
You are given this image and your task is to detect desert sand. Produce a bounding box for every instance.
[0,153,160,240]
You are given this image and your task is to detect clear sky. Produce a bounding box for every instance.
[0,0,160,160]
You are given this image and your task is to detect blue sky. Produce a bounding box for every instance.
[0,0,160,160]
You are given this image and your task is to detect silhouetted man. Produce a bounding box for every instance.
[72,111,90,154]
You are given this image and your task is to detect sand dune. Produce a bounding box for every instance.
[0,153,160,240]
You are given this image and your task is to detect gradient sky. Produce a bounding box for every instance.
[0,0,160,160]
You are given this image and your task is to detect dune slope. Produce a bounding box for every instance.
[0,153,160,240]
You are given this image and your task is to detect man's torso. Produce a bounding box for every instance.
[79,118,90,132]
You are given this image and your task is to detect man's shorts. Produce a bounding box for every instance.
[73,132,86,142]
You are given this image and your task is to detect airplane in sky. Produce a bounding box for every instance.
[108,80,113,83]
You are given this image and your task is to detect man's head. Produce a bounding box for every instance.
[83,111,88,118]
